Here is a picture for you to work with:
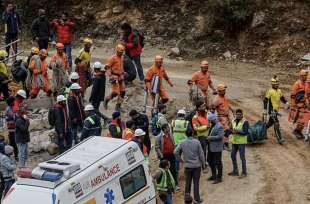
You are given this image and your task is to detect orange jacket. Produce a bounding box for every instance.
[291,79,306,108]
[212,95,231,116]
[123,128,134,140]
[191,71,213,92]
[50,53,69,71]
[106,55,124,78]
[145,65,172,90]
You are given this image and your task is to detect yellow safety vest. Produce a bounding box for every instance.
[231,119,247,144]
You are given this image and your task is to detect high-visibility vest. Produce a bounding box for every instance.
[156,168,176,192]
[192,114,208,137]
[172,119,188,145]
[231,119,248,144]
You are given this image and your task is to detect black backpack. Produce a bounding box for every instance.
[11,60,28,82]
[48,107,56,127]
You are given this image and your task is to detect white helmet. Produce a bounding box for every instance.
[177,109,186,115]
[70,72,79,80]
[70,83,81,90]
[93,61,102,70]
[16,90,27,99]
[84,104,94,111]
[56,95,66,103]
[135,129,146,137]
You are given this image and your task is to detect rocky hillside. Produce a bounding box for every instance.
[11,0,310,66]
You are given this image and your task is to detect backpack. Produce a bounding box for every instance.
[11,59,28,82]
[134,30,145,48]
[151,114,160,136]
[48,107,57,127]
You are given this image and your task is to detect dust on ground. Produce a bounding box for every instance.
[17,44,310,204]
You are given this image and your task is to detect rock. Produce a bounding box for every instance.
[29,130,54,153]
[302,53,310,61]
[29,115,51,131]
[251,11,265,28]
[112,5,124,14]
[168,47,181,57]
[223,51,232,59]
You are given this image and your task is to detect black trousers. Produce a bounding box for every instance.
[207,151,223,179]
[162,154,178,186]
[38,39,49,50]
[8,132,18,160]
[0,83,9,100]
[185,167,201,201]
[198,137,207,163]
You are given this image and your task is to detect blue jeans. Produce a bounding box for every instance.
[64,44,73,68]
[131,56,144,81]
[159,192,173,204]
[231,144,247,174]
[17,143,28,168]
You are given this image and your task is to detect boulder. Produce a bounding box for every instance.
[29,130,54,153]
[112,5,124,14]
[302,53,310,61]
[168,47,181,57]
[251,11,265,28]
[223,51,232,59]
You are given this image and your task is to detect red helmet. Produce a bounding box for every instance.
[56,43,65,50]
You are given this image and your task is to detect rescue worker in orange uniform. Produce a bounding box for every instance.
[289,70,310,139]
[49,42,69,96]
[188,60,217,106]
[212,84,234,149]
[145,55,173,105]
[75,37,92,96]
[29,49,52,98]
[104,44,126,111]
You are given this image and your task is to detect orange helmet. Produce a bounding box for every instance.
[56,43,64,50]
[217,84,227,91]
[155,55,163,61]
[39,49,48,57]
[201,60,209,66]
[299,69,307,76]
[116,44,125,52]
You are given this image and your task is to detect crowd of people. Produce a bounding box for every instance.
[0,2,310,204]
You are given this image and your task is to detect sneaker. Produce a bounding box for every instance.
[207,176,215,181]
[228,171,239,176]
[193,199,204,204]
[212,178,222,184]
[293,130,304,139]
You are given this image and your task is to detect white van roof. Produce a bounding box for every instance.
[17,137,142,189]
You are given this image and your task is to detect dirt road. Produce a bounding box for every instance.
[21,44,310,203]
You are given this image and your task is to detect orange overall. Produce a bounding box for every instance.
[212,95,231,139]
[106,55,125,96]
[191,71,213,105]
[122,128,134,140]
[29,56,51,98]
[76,49,91,96]
[145,65,171,103]
[289,79,310,131]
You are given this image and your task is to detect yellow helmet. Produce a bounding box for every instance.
[271,76,279,85]
[0,50,8,58]
[31,47,39,54]
[83,37,93,44]
[217,84,227,91]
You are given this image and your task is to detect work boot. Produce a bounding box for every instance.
[212,178,222,184]
[239,173,247,179]
[193,198,203,204]
[228,171,239,176]
[207,176,215,181]
[293,129,304,139]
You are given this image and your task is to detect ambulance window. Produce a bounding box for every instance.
[120,165,147,199]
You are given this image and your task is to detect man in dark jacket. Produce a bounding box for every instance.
[15,106,30,168]
[121,22,144,83]
[108,111,123,138]
[89,62,106,110]
[31,9,50,50]
[54,95,71,153]
[207,113,224,184]
[2,3,20,58]
[81,104,102,140]
[129,109,151,154]
[68,83,84,145]
[124,54,136,85]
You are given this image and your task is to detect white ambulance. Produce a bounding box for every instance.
[3,137,156,204]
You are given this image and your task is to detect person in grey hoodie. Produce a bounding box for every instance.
[0,145,16,197]
[174,127,206,204]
